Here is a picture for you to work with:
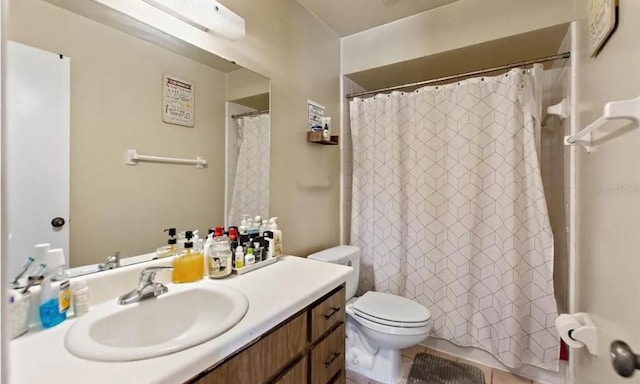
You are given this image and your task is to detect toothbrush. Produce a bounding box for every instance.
[12,257,35,284]
[21,263,47,294]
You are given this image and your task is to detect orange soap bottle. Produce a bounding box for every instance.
[172,230,204,283]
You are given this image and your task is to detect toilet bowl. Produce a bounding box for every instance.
[308,246,432,384]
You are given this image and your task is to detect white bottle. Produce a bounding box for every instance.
[245,248,255,265]
[234,246,245,269]
[203,233,214,276]
[239,214,250,235]
[269,217,283,256]
[321,117,331,140]
[72,279,90,317]
[259,219,269,235]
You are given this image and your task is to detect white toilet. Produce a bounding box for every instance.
[308,245,432,384]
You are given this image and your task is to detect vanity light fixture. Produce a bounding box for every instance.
[142,0,245,41]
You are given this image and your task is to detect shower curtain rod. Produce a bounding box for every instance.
[231,109,270,119]
[346,52,571,99]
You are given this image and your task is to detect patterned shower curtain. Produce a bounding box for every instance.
[349,69,559,370]
[229,114,270,226]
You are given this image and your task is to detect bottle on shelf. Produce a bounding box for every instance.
[245,248,255,265]
[259,219,269,235]
[208,227,232,279]
[239,214,250,235]
[234,245,245,269]
[269,217,283,256]
[228,227,239,265]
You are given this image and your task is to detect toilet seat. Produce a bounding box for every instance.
[347,305,432,336]
[352,291,431,328]
[347,292,432,337]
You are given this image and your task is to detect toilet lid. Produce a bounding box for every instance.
[352,291,431,327]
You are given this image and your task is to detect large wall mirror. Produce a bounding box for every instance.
[6,0,271,278]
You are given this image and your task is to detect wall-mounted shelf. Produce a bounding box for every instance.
[565,95,640,153]
[307,131,339,145]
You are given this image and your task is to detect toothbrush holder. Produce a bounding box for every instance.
[9,291,31,339]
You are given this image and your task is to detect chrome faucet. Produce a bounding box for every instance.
[118,266,173,305]
[99,251,120,270]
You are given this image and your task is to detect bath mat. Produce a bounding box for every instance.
[407,352,485,384]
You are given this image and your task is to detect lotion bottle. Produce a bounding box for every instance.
[245,248,255,265]
[72,279,90,317]
[239,214,250,235]
[235,246,244,269]
[269,217,283,256]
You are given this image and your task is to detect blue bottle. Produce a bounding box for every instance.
[39,276,67,329]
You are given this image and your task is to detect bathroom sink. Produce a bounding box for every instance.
[64,282,249,362]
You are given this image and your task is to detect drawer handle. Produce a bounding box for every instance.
[323,306,341,320]
[324,352,341,368]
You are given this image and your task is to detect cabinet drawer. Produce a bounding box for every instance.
[310,287,345,342]
[274,356,307,384]
[193,312,307,384]
[310,324,345,384]
[328,371,346,384]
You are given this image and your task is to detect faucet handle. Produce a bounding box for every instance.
[139,266,173,285]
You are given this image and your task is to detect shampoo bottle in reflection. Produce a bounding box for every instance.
[172,230,204,283]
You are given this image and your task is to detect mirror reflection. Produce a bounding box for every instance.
[6,0,270,278]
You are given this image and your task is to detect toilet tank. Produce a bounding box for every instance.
[307,245,359,300]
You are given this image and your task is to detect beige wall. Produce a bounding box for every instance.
[226,69,270,103]
[540,66,570,314]
[184,0,342,256]
[9,0,228,265]
[341,0,577,75]
[573,1,640,383]
[15,0,342,259]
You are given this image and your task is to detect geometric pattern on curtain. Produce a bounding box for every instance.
[349,69,559,371]
[228,114,270,226]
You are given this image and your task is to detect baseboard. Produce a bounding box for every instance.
[423,338,567,384]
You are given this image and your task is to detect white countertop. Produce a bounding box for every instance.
[9,256,351,384]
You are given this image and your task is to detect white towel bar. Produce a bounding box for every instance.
[542,98,570,129]
[125,149,207,168]
[565,95,640,153]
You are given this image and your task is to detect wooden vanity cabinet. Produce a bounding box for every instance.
[187,285,346,384]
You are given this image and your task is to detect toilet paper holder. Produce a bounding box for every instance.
[555,312,598,356]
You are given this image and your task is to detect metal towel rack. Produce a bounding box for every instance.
[125,149,207,168]
[565,95,640,153]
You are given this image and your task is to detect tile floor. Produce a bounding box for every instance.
[345,345,537,384]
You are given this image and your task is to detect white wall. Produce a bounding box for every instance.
[339,77,366,244]
[341,0,577,76]
[573,1,640,383]
[0,0,6,380]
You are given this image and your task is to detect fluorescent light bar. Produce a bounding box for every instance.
[142,0,245,41]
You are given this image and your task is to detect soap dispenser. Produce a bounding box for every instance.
[269,217,283,256]
[156,228,178,259]
[238,214,250,235]
[172,230,204,283]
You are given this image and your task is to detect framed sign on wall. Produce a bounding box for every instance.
[163,74,195,127]
[588,0,618,57]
